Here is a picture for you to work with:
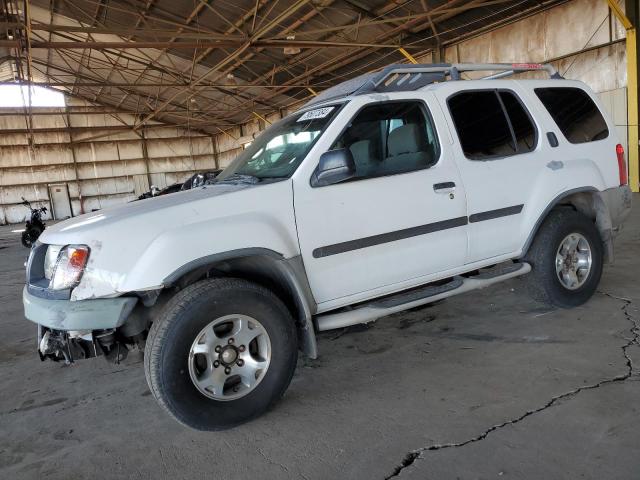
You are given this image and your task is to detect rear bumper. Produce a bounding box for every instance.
[23,286,137,331]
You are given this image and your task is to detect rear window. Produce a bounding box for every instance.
[534,87,608,144]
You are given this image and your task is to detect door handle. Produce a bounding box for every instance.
[433,181,456,193]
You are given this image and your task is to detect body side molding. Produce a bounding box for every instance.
[312,216,468,258]
[469,204,524,223]
[312,203,526,259]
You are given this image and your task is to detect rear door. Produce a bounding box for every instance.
[293,94,469,308]
[437,86,542,262]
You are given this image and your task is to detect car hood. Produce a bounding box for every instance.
[42,183,252,239]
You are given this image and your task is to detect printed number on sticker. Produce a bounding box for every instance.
[297,107,334,122]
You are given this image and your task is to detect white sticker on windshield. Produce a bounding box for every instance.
[297,106,335,122]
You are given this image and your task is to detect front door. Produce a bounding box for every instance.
[294,96,468,308]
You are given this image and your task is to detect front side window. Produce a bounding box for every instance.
[218,105,341,182]
[534,87,608,144]
[331,101,439,179]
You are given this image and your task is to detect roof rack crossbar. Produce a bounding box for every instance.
[304,62,561,108]
[453,62,561,78]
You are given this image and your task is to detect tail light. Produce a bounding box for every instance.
[616,144,628,186]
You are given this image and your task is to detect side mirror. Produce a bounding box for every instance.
[310,148,356,187]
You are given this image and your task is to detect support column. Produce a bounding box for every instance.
[139,126,153,190]
[65,107,83,215]
[626,0,639,192]
[211,136,219,170]
[608,0,638,192]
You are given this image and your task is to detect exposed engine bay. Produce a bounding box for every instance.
[37,325,146,364]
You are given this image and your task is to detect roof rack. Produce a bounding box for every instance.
[305,62,561,107]
[359,62,562,93]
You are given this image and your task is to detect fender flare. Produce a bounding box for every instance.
[163,248,319,358]
[520,186,602,258]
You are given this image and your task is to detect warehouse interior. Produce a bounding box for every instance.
[0,0,637,222]
[1,0,639,478]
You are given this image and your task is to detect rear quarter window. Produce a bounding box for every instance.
[534,87,609,144]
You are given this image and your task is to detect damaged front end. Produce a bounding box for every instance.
[24,242,159,365]
[37,325,140,364]
[27,290,156,365]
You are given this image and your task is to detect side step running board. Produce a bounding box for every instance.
[316,262,531,331]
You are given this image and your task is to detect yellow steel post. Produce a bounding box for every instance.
[626,28,639,192]
[252,111,272,125]
[607,0,638,192]
[398,47,418,64]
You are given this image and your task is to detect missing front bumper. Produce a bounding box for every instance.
[36,325,129,364]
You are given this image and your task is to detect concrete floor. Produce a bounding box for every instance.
[1,199,638,480]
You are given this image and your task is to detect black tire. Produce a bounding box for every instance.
[524,209,603,308]
[21,230,33,248]
[32,225,44,241]
[21,226,43,248]
[144,277,298,430]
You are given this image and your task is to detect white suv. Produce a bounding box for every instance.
[23,63,632,430]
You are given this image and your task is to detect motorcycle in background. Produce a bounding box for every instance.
[20,198,47,248]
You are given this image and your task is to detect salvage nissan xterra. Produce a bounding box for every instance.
[23,63,632,430]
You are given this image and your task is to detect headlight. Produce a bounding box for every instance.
[46,245,90,290]
[44,245,63,280]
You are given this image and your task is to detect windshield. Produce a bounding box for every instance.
[216,104,341,182]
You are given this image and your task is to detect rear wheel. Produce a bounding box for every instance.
[144,278,298,430]
[524,209,603,308]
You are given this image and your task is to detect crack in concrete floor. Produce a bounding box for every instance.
[385,292,639,479]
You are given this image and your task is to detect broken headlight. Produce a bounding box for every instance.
[46,245,90,290]
[44,244,63,280]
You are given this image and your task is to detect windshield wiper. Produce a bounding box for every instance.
[256,176,289,182]
[214,173,260,185]
[214,173,290,185]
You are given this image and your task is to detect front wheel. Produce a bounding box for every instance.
[21,230,33,248]
[524,209,603,308]
[144,278,298,430]
[21,226,41,248]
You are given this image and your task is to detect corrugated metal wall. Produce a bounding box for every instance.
[0,0,630,224]
[437,0,629,164]
[441,0,627,91]
[0,99,285,225]
[0,101,211,224]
